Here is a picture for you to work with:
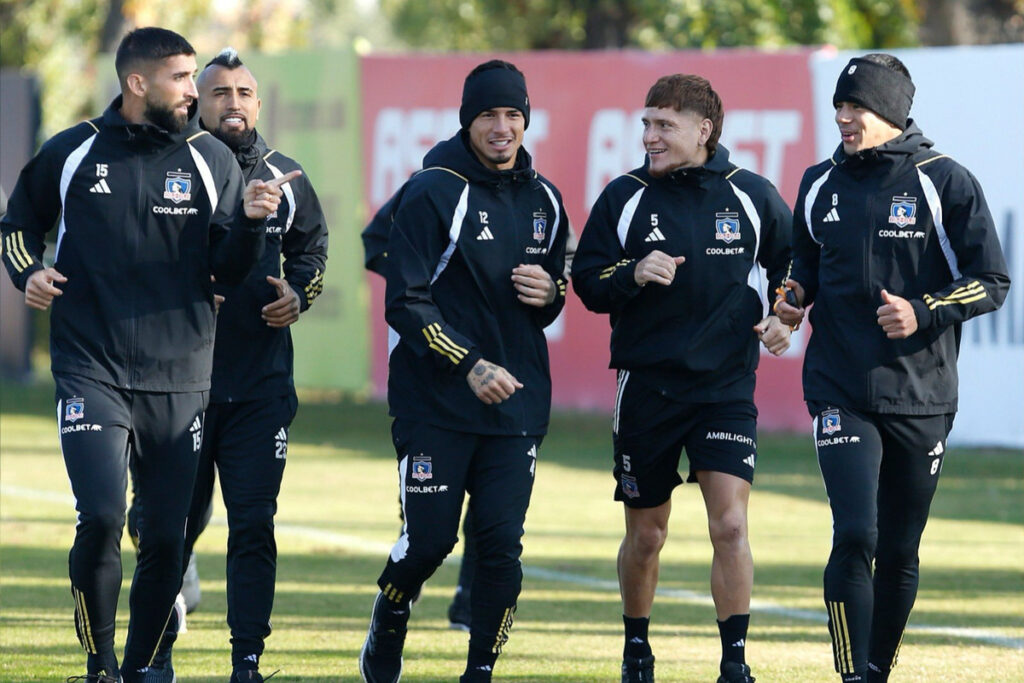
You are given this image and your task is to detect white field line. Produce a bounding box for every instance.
[3,483,1021,649]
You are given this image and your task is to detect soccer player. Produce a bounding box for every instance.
[358,60,569,683]
[364,190,477,632]
[775,53,1010,682]
[148,48,329,682]
[0,28,295,682]
[572,74,793,683]
[363,189,578,634]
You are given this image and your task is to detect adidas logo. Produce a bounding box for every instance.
[477,227,494,240]
[927,441,944,456]
[644,228,666,242]
[275,427,288,460]
[89,179,112,194]
[743,454,755,468]
[732,638,745,648]
[823,207,840,222]
[189,416,203,452]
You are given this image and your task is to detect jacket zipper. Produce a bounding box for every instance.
[125,148,143,389]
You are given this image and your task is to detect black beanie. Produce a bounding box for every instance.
[833,57,915,129]
[459,64,530,130]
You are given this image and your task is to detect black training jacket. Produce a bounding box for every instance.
[572,145,792,403]
[385,132,568,436]
[364,183,579,279]
[209,130,328,403]
[0,97,264,392]
[362,190,396,276]
[791,122,1010,415]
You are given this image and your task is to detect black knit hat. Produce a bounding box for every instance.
[833,57,915,130]
[459,61,530,130]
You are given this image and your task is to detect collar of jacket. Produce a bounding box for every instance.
[420,131,537,187]
[832,120,934,177]
[656,143,736,187]
[102,95,200,145]
[231,129,267,172]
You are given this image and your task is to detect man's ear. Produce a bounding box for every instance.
[698,118,713,147]
[125,72,147,98]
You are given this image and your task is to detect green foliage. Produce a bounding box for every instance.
[0,0,390,139]
[381,0,920,50]
[1,0,107,136]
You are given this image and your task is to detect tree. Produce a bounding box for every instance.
[379,0,921,51]
[918,0,1024,44]
[1,0,394,138]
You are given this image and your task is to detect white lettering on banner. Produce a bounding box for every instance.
[371,108,550,205]
[586,109,646,207]
[585,109,802,207]
[371,107,458,204]
[719,111,802,188]
[970,211,1022,348]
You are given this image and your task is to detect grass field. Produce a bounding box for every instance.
[1,378,1022,682]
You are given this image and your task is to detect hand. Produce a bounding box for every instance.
[512,264,555,307]
[877,289,918,339]
[773,278,806,329]
[466,358,523,405]
[210,274,225,314]
[243,170,302,220]
[634,250,685,286]
[25,267,67,310]
[262,275,301,327]
[753,315,791,356]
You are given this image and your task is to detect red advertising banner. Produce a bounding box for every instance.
[361,49,817,431]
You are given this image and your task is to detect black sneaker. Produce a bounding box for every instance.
[143,618,177,683]
[139,660,176,683]
[621,654,655,683]
[717,662,755,683]
[359,592,409,683]
[66,674,120,683]
[458,667,493,683]
[447,587,471,632]
[230,669,281,682]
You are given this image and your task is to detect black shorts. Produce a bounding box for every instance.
[612,371,758,508]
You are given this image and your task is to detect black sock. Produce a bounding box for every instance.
[87,651,119,676]
[376,590,412,626]
[866,662,889,682]
[464,645,497,681]
[717,613,750,667]
[623,615,652,659]
[841,673,867,682]
[232,652,260,671]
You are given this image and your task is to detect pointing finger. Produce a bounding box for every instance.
[266,170,302,189]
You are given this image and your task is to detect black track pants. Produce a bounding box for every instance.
[811,402,952,677]
[55,373,206,670]
[184,396,295,666]
[377,419,539,658]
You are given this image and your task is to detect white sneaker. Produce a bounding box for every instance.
[174,593,188,634]
[180,551,201,613]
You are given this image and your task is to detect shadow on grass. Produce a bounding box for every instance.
[5,543,1019,632]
